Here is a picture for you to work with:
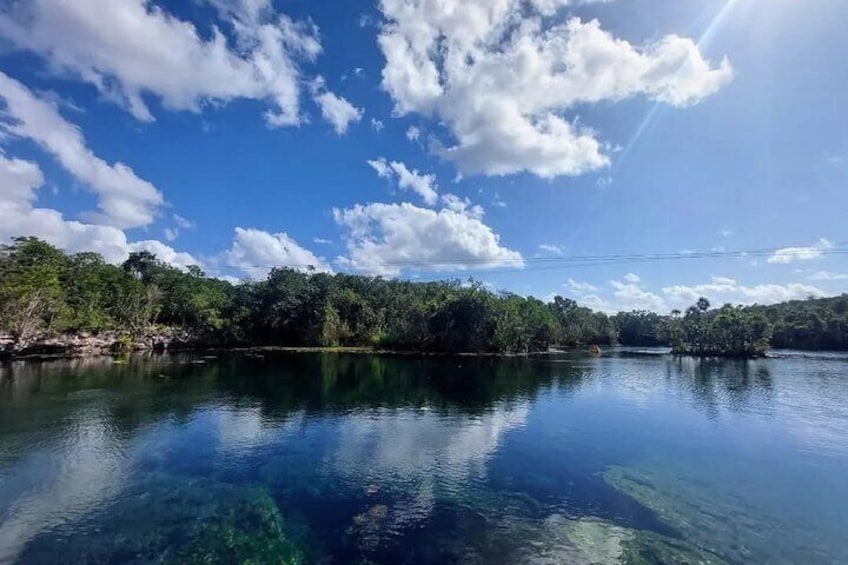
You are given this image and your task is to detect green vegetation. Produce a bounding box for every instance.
[669,298,772,358]
[18,476,306,564]
[2,236,847,356]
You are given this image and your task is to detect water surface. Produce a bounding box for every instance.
[1,350,846,563]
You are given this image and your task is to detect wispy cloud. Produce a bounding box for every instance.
[538,244,564,256]
[808,270,848,281]
[767,238,834,264]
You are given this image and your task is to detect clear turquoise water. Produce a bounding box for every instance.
[0,350,846,564]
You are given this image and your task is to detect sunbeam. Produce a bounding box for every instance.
[614,0,743,172]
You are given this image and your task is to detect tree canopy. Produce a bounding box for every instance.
[2,237,846,356]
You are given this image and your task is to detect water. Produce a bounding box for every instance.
[0,350,846,564]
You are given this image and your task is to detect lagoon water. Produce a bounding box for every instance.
[0,350,847,564]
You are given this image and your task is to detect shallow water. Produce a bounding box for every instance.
[0,350,846,564]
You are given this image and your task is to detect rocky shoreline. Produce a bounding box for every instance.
[0,329,205,360]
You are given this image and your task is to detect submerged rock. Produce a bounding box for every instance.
[604,465,764,563]
[515,515,728,565]
[426,492,727,565]
[563,517,633,563]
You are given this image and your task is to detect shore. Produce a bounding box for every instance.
[0,331,592,361]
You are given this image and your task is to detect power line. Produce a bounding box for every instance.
[251,243,848,273]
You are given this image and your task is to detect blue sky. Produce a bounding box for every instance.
[0,0,846,312]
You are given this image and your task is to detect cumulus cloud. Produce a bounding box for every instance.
[367,158,439,205]
[371,118,384,131]
[128,240,199,271]
[223,227,330,279]
[333,202,523,276]
[553,272,832,314]
[0,0,322,126]
[565,278,597,293]
[610,278,667,312]
[311,78,363,134]
[439,193,484,219]
[767,238,834,264]
[0,72,163,229]
[0,153,195,269]
[663,276,825,305]
[377,0,732,178]
[623,273,640,283]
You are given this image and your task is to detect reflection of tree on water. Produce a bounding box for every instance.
[214,352,591,419]
[664,356,774,420]
[2,352,594,437]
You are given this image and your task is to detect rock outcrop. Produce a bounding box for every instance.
[0,328,204,359]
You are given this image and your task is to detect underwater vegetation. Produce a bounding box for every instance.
[16,475,305,564]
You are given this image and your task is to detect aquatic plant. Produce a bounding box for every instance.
[16,476,305,564]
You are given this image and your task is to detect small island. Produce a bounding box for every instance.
[2,237,846,359]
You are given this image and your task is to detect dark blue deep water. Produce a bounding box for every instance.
[1,350,847,564]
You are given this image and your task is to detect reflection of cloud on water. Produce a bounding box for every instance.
[335,405,528,485]
[329,403,529,537]
[0,409,128,564]
[209,406,305,454]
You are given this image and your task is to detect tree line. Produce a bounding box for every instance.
[2,237,846,355]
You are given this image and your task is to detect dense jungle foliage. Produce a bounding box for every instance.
[1,237,846,355]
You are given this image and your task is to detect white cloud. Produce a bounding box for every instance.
[767,238,834,264]
[623,272,640,283]
[808,271,848,281]
[575,293,610,311]
[173,214,195,229]
[491,193,507,208]
[553,272,832,314]
[367,157,439,205]
[313,237,332,245]
[596,176,614,187]
[377,1,732,178]
[538,244,564,255]
[0,152,43,206]
[565,278,597,293]
[440,193,484,219]
[406,125,421,141]
[128,239,199,270]
[610,278,667,312]
[0,152,195,269]
[333,202,523,276]
[163,213,194,243]
[0,72,163,228]
[223,227,330,279]
[557,280,663,314]
[0,0,322,126]
[662,276,825,306]
[370,117,384,131]
[312,79,363,134]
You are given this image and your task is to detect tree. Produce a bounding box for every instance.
[0,238,67,343]
[4,236,848,356]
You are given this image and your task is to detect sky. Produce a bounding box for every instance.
[0,0,846,313]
